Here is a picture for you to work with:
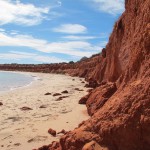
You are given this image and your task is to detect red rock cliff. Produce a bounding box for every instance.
[37,0,150,149]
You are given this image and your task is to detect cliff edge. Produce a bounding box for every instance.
[0,0,149,149]
[37,0,150,149]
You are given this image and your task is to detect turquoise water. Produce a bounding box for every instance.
[0,71,33,92]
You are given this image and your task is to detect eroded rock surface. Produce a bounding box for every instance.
[0,0,149,150]
[36,0,150,150]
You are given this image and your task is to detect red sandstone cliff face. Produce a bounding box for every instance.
[36,0,150,150]
[0,0,149,149]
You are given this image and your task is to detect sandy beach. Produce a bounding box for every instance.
[0,72,89,150]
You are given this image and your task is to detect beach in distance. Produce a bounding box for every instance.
[0,72,89,150]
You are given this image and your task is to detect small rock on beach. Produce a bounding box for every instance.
[48,128,56,137]
[53,93,61,96]
[20,107,32,111]
[45,92,51,95]
[61,90,69,94]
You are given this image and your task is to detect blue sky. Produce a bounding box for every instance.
[0,0,124,64]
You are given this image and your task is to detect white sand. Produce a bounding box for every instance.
[0,72,89,150]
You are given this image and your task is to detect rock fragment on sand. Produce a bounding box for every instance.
[28,136,48,143]
[74,88,84,91]
[61,90,69,94]
[28,138,34,143]
[57,129,67,135]
[20,107,32,111]
[56,96,69,101]
[14,143,21,146]
[7,117,21,122]
[39,105,47,108]
[0,102,3,106]
[45,92,51,95]
[48,128,56,137]
[53,93,61,96]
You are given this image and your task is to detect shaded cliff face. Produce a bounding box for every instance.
[90,0,150,85]
[37,0,150,150]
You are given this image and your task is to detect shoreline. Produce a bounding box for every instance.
[0,71,39,94]
[0,72,89,150]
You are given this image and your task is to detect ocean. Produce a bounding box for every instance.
[0,71,33,92]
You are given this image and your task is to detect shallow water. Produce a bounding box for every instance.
[0,71,33,92]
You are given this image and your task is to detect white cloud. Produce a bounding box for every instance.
[0,28,5,32]
[0,51,67,63]
[53,24,87,34]
[0,0,50,26]
[62,35,97,40]
[62,33,108,40]
[0,31,101,57]
[91,0,125,15]
[10,30,19,35]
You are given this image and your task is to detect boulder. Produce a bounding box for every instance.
[85,79,99,88]
[86,82,117,115]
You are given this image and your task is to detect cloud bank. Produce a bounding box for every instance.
[0,51,67,63]
[0,30,101,58]
[91,0,125,15]
[0,0,50,26]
